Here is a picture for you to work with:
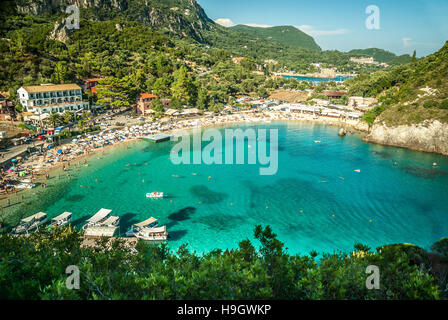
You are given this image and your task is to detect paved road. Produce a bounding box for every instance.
[0,141,44,167]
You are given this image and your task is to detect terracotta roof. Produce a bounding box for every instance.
[84,78,102,82]
[22,84,82,93]
[139,93,157,100]
[322,90,347,97]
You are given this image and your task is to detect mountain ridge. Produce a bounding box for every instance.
[230,24,321,51]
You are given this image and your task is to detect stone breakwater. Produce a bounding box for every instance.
[360,120,448,156]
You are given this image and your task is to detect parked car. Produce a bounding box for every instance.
[37,135,47,141]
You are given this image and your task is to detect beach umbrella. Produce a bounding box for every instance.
[11,159,17,162]
[57,149,63,154]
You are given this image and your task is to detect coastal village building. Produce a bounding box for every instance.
[82,78,102,94]
[232,57,245,64]
[322,90,348,99]
[0,93,15,121]
[136,93,157,115]
[348,96,378,110]
[350,57,389,68]
[17,84,90,115]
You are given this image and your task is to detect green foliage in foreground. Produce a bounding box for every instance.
[0,226,446,300]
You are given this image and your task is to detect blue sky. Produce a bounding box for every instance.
[199,0,448,57]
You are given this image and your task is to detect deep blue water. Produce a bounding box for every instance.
[283,75,353,84]
[24,122,448,255]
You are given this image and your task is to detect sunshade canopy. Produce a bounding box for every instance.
[102,216,119,226]
[21,212,47,223]
[52,212,72,222]
[134,217,157,228]
[86,208,112,223]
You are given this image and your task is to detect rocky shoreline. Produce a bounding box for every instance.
[349,120,448,157]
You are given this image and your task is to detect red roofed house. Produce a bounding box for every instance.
[136,93,157,115]
[0,93,16,121]
[232,57,245,64]
[83,78,102,95]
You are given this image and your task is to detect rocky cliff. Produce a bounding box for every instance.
[364,120,448,156]
[15,0,215,41]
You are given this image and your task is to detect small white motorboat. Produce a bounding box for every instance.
[146,192,164,199]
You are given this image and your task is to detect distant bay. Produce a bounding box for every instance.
[283,75,354,83]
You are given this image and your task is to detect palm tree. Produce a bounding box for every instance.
[49,113,61,129]
[62,111,74,125]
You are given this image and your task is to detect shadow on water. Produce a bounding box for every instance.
[166,220,179,229]
[400,166,448,179]
[120,212,138,229]
[168,206,196,221]
[72,216,89,228]
[189,185,228,204]
[371,151,393,159]
[168,229,188,241]
[196,214,245,231]
[65,194,85,202]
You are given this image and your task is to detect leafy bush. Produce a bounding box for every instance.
[423,100,439,109]
[440,100,448,110]
[0,226,445,300]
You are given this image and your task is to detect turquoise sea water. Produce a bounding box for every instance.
[22,122,448,255]
[282,75,353,83]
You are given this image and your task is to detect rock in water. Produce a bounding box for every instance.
[338,128,347,137]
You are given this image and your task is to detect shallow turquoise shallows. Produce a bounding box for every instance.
[27,122,448,255]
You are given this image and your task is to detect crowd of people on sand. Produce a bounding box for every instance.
[0,109,354,207]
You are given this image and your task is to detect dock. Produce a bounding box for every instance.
[81,235,138,252]
[142,134,172,143]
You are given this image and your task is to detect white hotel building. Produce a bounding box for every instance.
[17,84,90,115]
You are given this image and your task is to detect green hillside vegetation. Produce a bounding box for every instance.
[0,225,446,299]
[349,48,411,65]
[230,25,321,51]
[347,42,448,126]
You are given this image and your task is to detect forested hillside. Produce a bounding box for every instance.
[0,0,410,96]
[349,48,411,65]
[347,42,448,125]
[230,25,321,51]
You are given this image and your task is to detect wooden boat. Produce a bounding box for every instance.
[12,212,48,234]
[125,217,158,237]
[46,212,72,230]
[82,208,112,230]
[134,225,168,241]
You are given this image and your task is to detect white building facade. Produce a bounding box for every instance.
[17,84,90,115]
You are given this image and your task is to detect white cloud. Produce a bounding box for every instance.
[244,23,272,28]
[215,18,235,28]
[296,25,350,36]
[402,37,438,48]
[402,37,412,47]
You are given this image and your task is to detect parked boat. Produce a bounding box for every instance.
[101,216,120,228]
[12,212,48,234]
[125,217,158,237]
[134,225,168,241]
[146,191,164,199]
[46,212,72,230]
[82,208,112,230]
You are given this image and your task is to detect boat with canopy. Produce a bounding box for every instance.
[12,212,48,234]
[82,209,112,230]
[134,225,168,241]
[125,217,158,237]
[46,212,72,230]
